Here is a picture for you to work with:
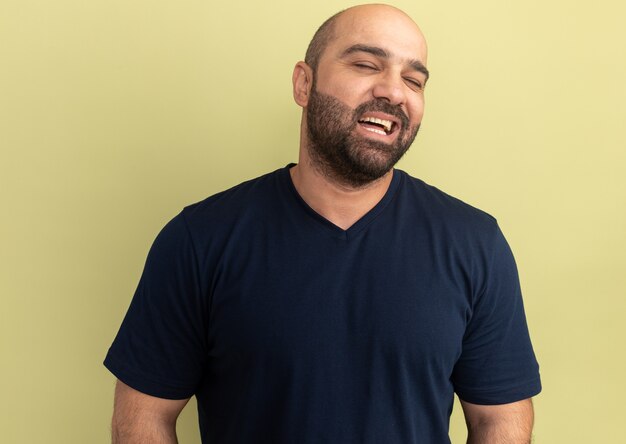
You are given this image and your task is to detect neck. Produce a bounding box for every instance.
[289,148,394,231]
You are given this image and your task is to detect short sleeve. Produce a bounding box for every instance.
[104,212,209,399]
[452,225,541,405]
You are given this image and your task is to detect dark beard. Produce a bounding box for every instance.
[306,88,419,188]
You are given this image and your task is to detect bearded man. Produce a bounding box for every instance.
[105,4,541,443]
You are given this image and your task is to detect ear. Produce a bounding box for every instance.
[292,61,313,107]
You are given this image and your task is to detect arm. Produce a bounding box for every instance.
[460,398,534,444]
[111,380,190,444]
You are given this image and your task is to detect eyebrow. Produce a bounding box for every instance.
[341,44,430,81]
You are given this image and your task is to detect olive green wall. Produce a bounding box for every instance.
[1,0,625,442]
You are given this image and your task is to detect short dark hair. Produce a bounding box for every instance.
[304,10,345,72]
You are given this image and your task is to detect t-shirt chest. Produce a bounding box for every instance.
[205,228,470,378]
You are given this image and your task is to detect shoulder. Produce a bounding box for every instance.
[394,169,499,238]
[176,167,288,232]
[143,167,289,286]
[186,168,284,216]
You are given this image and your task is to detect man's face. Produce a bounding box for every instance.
[302,6,428,187]
[306,82,419,187]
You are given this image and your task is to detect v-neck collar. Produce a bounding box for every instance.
[281,164,402,241]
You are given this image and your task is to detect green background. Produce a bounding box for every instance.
[1,0,625,442]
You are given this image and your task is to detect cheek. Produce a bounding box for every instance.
[318,77,372,106]
[409,98,425,125]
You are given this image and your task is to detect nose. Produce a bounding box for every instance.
[372,72,407,106]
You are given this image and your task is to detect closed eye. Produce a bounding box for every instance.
[354,63,378,71]
[404,78,423,90]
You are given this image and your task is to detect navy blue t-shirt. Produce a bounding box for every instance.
[105,165,541,443]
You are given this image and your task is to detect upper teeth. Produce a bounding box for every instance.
[360,117,393,132]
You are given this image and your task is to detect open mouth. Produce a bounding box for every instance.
[357,116,396,136]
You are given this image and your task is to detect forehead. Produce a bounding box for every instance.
[326,8,427,64]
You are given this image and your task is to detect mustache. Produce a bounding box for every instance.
[353,99,410,128]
